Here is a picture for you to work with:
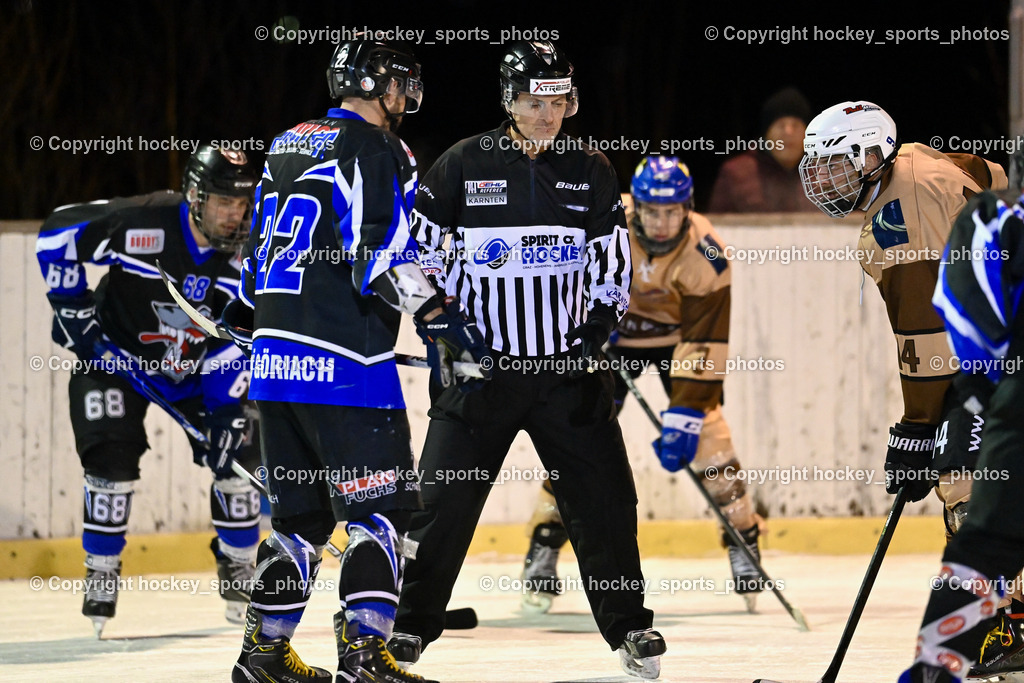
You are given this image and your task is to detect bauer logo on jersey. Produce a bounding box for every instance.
[125,229,165,254]
[530,78,572,95]
[871,199,909,249]
[465,180,508,206]
[335,469,397,504]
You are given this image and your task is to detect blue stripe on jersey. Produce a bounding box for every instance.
[249,337,405,409]
[326,108,367,122]
[36,221,90,296]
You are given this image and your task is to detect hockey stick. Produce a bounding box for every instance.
[155,261,483,378]
[604,348,810,632]
[752,486,909,683]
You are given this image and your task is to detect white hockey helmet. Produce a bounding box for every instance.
[799,101,898,217]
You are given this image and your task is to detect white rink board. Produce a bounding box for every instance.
[0,216,940,540]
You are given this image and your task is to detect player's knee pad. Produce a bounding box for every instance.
[210,476,261,549]
[911,561,1001,676]
[82,474,135,556]
[81,441,146,482]
[340,512,417,639]
[938,474,973,540]
[700,457,747,504]
[526,480,562,533]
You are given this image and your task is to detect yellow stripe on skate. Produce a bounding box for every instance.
[0,515,947,579]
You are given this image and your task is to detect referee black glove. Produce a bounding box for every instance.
[564,304,617,379]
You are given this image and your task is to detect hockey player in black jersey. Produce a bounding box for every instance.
[36,145,261,636]
[901,159,1024,682]
[389,40,666,680]
[230,39,488,683]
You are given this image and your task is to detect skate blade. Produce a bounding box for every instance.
[619,649,661,680]
[520,591,554,614]
[90,616,108,639]
[743,594,758,613]
[224,600,246,624]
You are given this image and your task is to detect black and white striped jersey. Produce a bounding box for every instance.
[412,122,631,358]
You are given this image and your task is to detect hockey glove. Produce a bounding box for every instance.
[47,291,102,360]
[652,407,704,472]
[884,422,938,502]
[414,296,492,392]
[564,305,618,379]
[221,298,254,357]
[198,404,250,478]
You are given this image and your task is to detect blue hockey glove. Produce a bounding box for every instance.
[414,296,492,392]
[198,404,250,478]
[47,291,102,360]
[652,407,704,472]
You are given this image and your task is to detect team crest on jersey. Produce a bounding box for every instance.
[638,259,658,283]
[138,302,207,380]
[871,199,909,248]
[697,234,728,274]
[125,229,165,254]
[465,180,507,205]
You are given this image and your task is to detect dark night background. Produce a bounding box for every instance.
[0,0,1012,219]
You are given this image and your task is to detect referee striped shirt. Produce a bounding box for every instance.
[412,124,631,358]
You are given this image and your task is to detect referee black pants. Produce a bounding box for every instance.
[395,361,655,650]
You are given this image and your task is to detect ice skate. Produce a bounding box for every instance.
[617,628,667,680]
[232,605,331,683]
[82,553,121,638]
[520,522,568,614]
[211,536,255,624]
[386,632,423,670]
[723,523,764,613]
[335,613,437,683]
[968,612,1024,682]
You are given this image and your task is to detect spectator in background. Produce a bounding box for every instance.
[708,87,816,213]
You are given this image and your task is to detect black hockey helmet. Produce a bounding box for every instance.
[327,39,423,115]
[182,144,260,253]
[499,40,578,117]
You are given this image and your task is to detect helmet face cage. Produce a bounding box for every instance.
[182,147,258,253]
[327,40,422,114]
[630,156,694,256]
[799,151,869,218]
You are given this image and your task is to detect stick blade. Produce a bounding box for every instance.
[443,607,478,630]
[156,259,231,340]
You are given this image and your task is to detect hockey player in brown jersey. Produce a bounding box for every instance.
[799,101,1024,674]
[521,157,766,614]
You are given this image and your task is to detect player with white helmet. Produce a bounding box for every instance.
[800,101,1019,676]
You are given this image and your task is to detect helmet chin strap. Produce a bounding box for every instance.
[377,95,403,133]
[852,145,899,212]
